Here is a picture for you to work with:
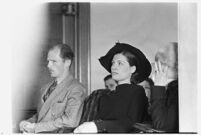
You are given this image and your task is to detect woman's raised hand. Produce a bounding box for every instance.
[152,61,168,86]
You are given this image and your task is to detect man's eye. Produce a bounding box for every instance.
[109,84,114,87]
[118,62,123,65]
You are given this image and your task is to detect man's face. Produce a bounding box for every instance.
[47,47,67,78]
[139,80,151,102]
[105,78,117,91]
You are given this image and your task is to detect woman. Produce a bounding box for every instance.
[150,42,178,132]
[74,42,152,133]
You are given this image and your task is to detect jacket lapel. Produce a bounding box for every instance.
[37,75,74,122]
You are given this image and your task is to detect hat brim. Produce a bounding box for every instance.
[99,43,151,83]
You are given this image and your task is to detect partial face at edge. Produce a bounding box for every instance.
[139,80,151,101]
[105,78,117,91]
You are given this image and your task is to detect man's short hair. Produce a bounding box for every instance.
[145,78,154,87]
[155,42,178,69]
[49,43,74,61]
[104,74,112,82]
[104,74,118,84]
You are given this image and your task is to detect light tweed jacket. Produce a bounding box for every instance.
[27,74,87,133]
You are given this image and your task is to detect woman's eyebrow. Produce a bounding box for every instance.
[116,59,127,63]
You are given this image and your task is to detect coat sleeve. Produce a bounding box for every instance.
[95,90,148,133]
[150,86,178,132]
[26,114,38,123]
[34,85,86,133]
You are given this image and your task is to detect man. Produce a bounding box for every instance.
[19,44,87,133]
[138,78,154,104]
[150,42,178,132]
[104,74,118,91]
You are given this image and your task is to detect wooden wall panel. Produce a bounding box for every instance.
[77,3,91,94]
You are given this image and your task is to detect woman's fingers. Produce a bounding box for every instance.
[153,61,169,86]
[154,62,158,73]
[155,61,168,73]
[163,65,168,77]
[158,61,162,72]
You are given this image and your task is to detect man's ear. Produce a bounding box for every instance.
[131,65,136,74]
[64,59,71,68]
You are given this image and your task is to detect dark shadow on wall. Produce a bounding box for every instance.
[13,3,91,132]
[12,3,64,133]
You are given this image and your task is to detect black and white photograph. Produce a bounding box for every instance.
[0,1,199,134]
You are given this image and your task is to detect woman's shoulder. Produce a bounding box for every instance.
[117,83,144,93]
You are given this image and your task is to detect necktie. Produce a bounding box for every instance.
[43,81,57,102]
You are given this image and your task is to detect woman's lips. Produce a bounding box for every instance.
[112,72,118,75]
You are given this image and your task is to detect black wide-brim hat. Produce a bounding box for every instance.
[99,42,151,83]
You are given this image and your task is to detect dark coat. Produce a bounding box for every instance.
[150,80,178,132]
[94,84,148,133]
[79,89,110,124]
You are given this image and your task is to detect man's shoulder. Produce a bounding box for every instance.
[66,79,87,99]
[71,78,84,87]
[66,78,86,92]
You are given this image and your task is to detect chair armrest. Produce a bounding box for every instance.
[60,127,75,133]
[132,123,165,133]
[38,127,75,133]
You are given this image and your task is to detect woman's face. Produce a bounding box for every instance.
[111,53,136,84]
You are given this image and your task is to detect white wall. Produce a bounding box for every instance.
[90,3,178,90]
[178,3,197,132]
[10,2,48,131]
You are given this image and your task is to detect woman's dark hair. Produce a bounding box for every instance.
[104,74,112,82]
[120,51,140,84]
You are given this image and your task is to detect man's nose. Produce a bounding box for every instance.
[47,61,51,68]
